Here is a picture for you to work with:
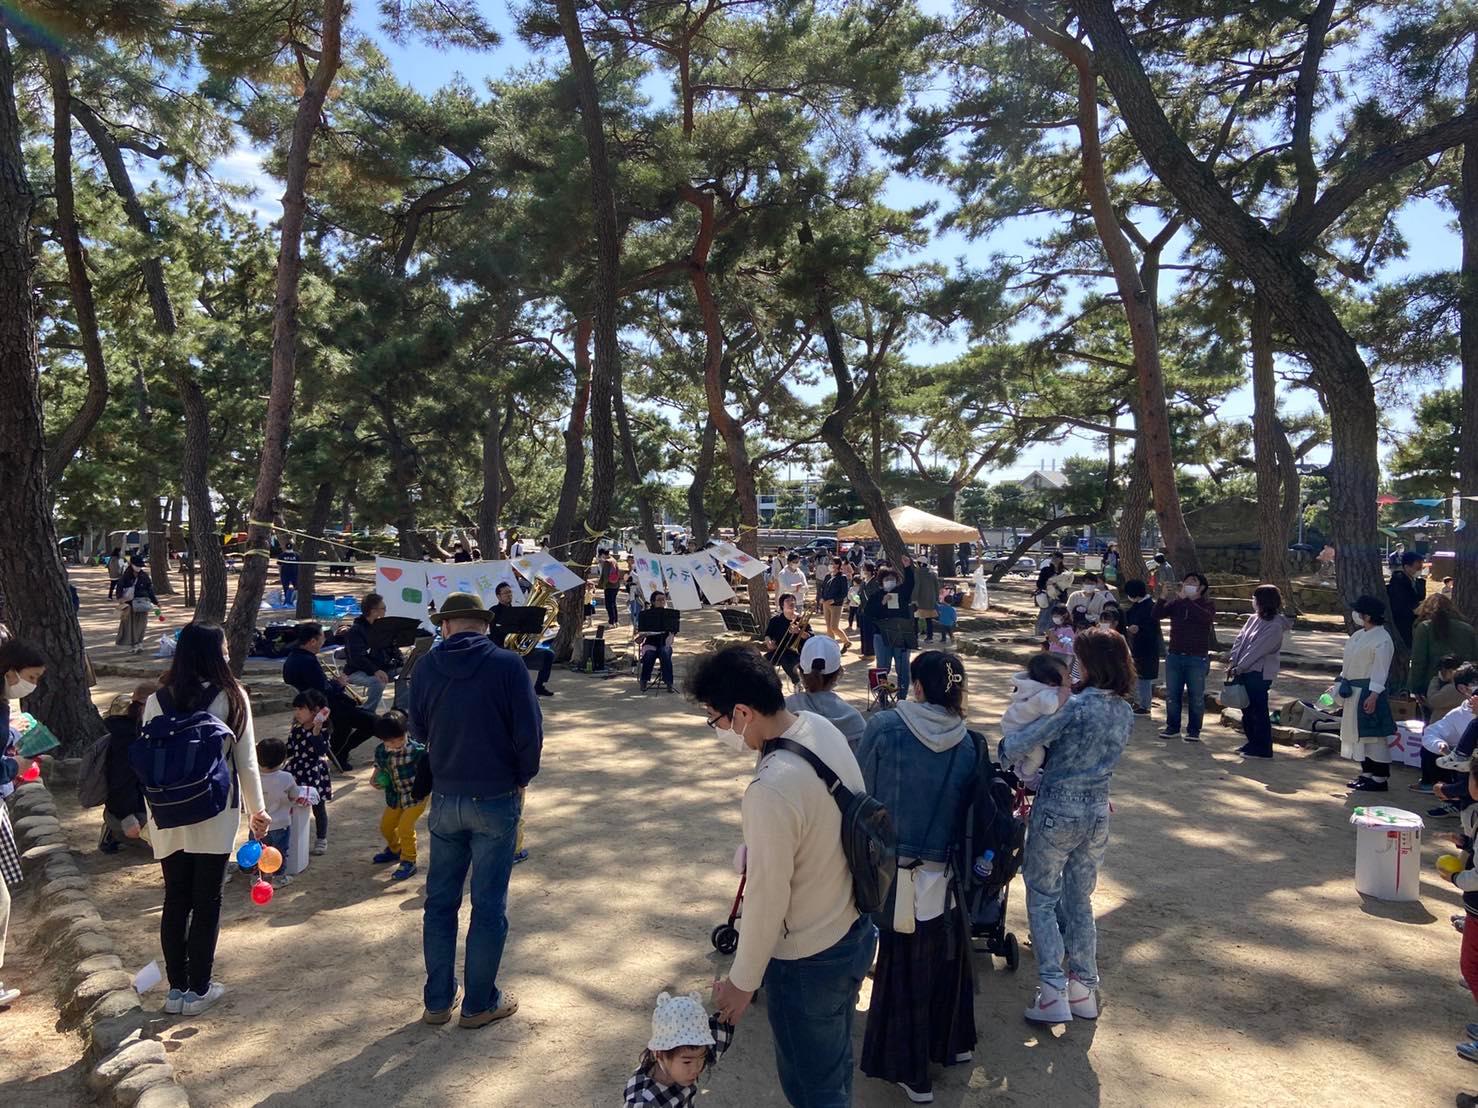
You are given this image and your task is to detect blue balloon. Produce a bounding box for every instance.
[236,840,262,868]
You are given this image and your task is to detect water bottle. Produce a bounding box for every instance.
[1317,692,1335,709]
[973,849,995,880]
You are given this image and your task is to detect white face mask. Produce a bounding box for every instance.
[1351,610,1365,626]
[713,714,750,754]
[882,579,898,592]
[7,676,36,699]
[1052,616,1066,626]
[1181,584,1199,598]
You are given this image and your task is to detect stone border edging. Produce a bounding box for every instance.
[7,779,190,1108]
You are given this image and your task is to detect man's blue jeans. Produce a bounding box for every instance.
[762,914,877,1107]
[1164,652,1209,736]
[423,790,522,1016]
[1024,796,1111,993]
[873,634,911,699]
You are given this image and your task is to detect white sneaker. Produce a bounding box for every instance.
[896,1081,934,1103]
[1024,984,1072,1024]
[163,988,185,1014]
[311,839,328,856]
[0,983,19,1006]
[1067,978,1099,1020]
[182,981,225,1016]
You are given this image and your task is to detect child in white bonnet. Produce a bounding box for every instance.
[1000,653,1071,789]
[624,990,734,1106]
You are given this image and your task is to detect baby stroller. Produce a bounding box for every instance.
[867,666,898,712]
[958,752,1028,970]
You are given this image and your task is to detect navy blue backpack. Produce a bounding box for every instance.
[129,685,238,829]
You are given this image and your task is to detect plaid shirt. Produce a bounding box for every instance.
[373,740,426,809]
[623,1017,734,1106]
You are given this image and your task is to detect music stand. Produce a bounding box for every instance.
[369,616,424,650]
[637,609,680,635]
[492,606,547,648]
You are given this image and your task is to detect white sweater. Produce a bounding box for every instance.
[1000,676,1064,785]
[141,687,266,859]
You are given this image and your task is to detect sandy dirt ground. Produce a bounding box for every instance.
[3,565,1476,1106]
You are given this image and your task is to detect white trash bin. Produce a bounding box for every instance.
[285,786,321,877]
[1350,806,1423,902]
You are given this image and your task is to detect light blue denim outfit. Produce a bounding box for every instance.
[1001,687,1133,993]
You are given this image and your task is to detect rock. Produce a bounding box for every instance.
[14,814,62,833]
[87,1038,169,1094]
[42,901,104,932]
[44,888,95,909]
[21,840,70,862]
[56,927,117,962]
[29,832,69,848]
[65,970,138,1023]
[110,1064,177,1107]
[42,875,89,896]
[134,1085,190,1108]
[12,791,58,814]
[11,780,46,798]
[87,1012,150,1058]
[71,954,126,986]
[85,988,143,1029]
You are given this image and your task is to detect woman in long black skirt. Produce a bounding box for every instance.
[854,650,980,1102]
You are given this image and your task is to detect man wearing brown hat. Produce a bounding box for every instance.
[411,592,543,1029]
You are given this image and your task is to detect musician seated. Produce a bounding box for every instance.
[493,583,555,698]
[281,621,376,769]
[636,591,677,692]
[765,592,811,685]
[341,591,403,713]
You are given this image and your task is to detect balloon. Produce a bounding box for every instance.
[258,846,283,874]
[1439,854,1465,876]
[250,879,274,905]
[236,840,262,868]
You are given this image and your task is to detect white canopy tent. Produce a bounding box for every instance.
[836,505,978,544]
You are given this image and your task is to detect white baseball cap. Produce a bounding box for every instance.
[800,635,842,676]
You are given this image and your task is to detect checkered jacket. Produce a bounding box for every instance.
[623,1017,734,1106]
[0,803,22,888]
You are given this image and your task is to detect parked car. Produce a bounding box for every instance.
[992,554,1037,573]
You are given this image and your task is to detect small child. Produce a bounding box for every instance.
[1001,653,1071,789]
[371,713,427,881]
[285,689,333,856]
[1447,765,1478,1061]
[1043,603,1079,682]
[256,737,314,887]
[936,601,958,643]
[624,991,734,1107]
[1429,654,1465,722]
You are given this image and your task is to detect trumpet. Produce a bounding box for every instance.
[507,579,561,655]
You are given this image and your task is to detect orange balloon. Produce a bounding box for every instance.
[258,846,283,874]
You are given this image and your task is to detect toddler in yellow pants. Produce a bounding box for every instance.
[370,714,427,881]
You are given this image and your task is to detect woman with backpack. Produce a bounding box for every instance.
[115,555,157,654]
[139,622,268,1017]
[1002,626,1135,1026]
[854,650,980,1102]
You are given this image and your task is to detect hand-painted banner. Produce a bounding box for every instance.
[630,546,666,601]
[689,554,736,603]
[513,550,586,594]
[459,560,524,606]
[375,558,430,620]
[658,555,705,610]
[709,540,767,580]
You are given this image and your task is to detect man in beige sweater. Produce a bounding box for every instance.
[689,644,877,1107]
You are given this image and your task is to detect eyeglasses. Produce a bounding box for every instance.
[704,713,730,729]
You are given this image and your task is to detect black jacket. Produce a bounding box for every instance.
[103,716,145,820]
[1124,597,1162,669]
[1386,572,1426,647]
[342,616,402,677]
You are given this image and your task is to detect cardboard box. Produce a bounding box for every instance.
[1389,697,1421,724]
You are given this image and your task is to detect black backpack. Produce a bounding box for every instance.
[956,731,1026,927]
[764,737,897,914]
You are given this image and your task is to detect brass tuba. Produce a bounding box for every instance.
[507,579,561,654]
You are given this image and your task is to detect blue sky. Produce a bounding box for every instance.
[213,5,1462,487]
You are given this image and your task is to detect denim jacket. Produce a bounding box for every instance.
[1000,688,1133,806]
[855,709,980,863]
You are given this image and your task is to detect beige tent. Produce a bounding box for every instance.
[836,505,978,544]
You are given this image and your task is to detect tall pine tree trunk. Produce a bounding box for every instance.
[688,416,717,547]
[615,382,661,551]
[1251,295,1293,596]
[933,488,959,575]
[1456,60,1478,619]
[550,324,593,662]
[1116,444,1151,583]
[479,396,512,558]
[0,31,98,749]
[295,480,336,620]
[225,0,345,669]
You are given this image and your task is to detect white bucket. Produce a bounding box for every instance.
[285,786,321,877]
[1350,806,1424,901]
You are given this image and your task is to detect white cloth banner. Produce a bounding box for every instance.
[658,555,705,610]
[710,541,767,580]
[690,554,736,603]
[375,558,430,620]
[631,546,666,601]
[451,560,525,606]
[512,550,586,594]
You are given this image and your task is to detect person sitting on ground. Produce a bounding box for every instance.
[785,635,866,749]
[1418,664,1478,802]
[1429,656,1469,723]
[255,737,306,888]
[764,593,810,685]
[282,621,376,769]
[636,591,678,693]
[98,684,153,854]
[371,713,427,882]
[1410,594,1477,708]
[624,991,734,1108]
[491,583,555,697]
[1000,653,1072,790]
[341,592,403,713]
[286,689,334,856]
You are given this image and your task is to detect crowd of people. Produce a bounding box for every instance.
[11,543,1478,1103]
